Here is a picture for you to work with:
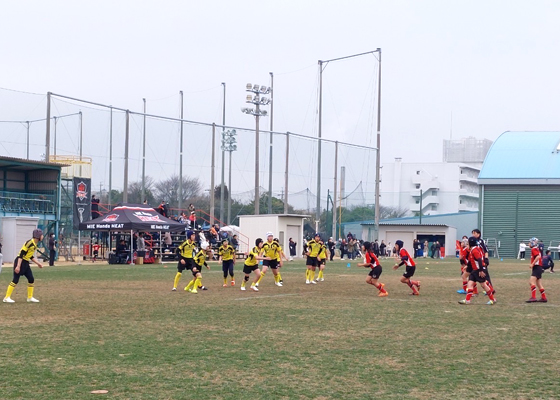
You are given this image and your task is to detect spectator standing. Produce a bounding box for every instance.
[372,240,380,257]
[347,239,355,260]
[423,241,428,258]
[379,240,386,258]
[327,237,335,261]
[91,195,101,219]
[435,241,441,258]
[289,238,297,261]
[48,233,57,267]
[519,242,527,260]
[164,232,172,248]
[188,211,196,229]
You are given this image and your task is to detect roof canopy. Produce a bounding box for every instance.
[478,131,560,184]
[79,203,186,232]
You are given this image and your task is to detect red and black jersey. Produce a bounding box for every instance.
[364,251,380,268]
[399,248,415,267]
[531,247,542,266]
[459,246,469,266]
[468,247,486,271]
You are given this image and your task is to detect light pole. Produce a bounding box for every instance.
[141,98,146,203]
[268,72,274,214]
[242,83,270,215]
[221,129,237,224]
[220,82,226,223]
[317,49,382,237]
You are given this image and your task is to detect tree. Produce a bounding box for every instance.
[125,177,156,205]
[154,175,202,210]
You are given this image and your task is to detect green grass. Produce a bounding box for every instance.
[1,257,560,399]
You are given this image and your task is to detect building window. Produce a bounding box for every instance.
[431,205,437,210]
[459,200,463,204]
[415,200,419,204]
[432,190,437,196]
[416,170,420,175]
[415,184,420,189]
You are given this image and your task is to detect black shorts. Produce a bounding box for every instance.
[368,265,382,279]
[12,258,34,284]
[306,256,318,267]
[403,266,416,278]
[468,269,488,283]
[318,258,326,266]
[177,258,194,272]
[243,264,259,274]
[531,266,543,279]
[263,259,279,269]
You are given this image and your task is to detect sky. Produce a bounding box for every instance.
[1,0,560,207]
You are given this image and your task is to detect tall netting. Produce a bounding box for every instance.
[0,88,377,234]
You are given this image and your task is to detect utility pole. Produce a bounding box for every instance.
[123,110,129,202]
[317,61,324,225]
[374,48,382,240]
[141,98,146,203]
[45,92,51,161]
[284,132,290,214]
[268,72,274,214]
[179,91,184,211]
[108,107,113,208]
[210,123,216,225]
[220,83,226,223]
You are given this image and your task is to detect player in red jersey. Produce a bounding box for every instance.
[457,237,470,294]
[392,240,420,295]
[458,237,496,305]
[526,237,547,303]
[357,241,388,297]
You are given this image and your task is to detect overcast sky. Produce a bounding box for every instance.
[1,0,560,205]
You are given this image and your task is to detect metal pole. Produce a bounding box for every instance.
[45,92,51,161]
[254,104,260,215]
[26,121,30,160]
[53,117,57,157]
[142,98,146,203]
[227,150,232,225]
[210,123,216,225]
[332,141,338,240]
[220,83,225,223]
[374,48,382,240]
[419,189,423,225]
[179,91,184,211]
[268,72,274,214]
[284,132,289,214]
[123,110,129,202]
[317,61,323,224]
[108,107,113,209]
[79,111,83,177]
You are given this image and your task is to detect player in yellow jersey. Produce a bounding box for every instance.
[256,232,282,287]
[241,238,270,291]
[218,239,236,287]
[3,229,44,303]
[305,233,321,284]
[172,230,196,291]
[184,242,213,294]
[315,238,327,282]
[274,238,289,285]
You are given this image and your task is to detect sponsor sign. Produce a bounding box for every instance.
[73,177,91,229]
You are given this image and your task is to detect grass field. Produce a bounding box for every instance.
[1,256,560,400]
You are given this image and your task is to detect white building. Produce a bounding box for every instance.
[380,158,481,216]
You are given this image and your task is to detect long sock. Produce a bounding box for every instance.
[310,270,315,281]
[473,284,479,294]
[277,272,282,281]
[5,282,16,299]
[407,281,418,294]
[531,285,537,299]
[379,282,387,293]
[274,274,279,283]
[462,281,468,291]
[487,290,496,302]
[257,272,265,284]
[540,288,547,300]
[242,276,248,287]
[173,273,182,289]
[27,284,34,299]
[223,277,228,285]
[305,269,310,280]
[466,288,473,302]
[486,281,495,294]
[318,270,323,279]
[194,277,201,289]
[185,279,195,291]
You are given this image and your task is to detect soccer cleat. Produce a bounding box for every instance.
[171,288,177,291]
[255,282,259,287]
[410,292,419,296]
[190,289,198,294]
[27,297,40,303]
[486,300,494,305]
[279,280,283,284]
[319,278,324,282]
[416,281,421,291]
[306,280,310,284]
[275,282,283,287]
[240,286,246,291]
[231,280,235,286]
[526,298,538,303]
[458,299,471,305]
[310,280,317,284]
[222,284,228,287]
[457,289,467,294]
[250,286,259,292]
[3,297,15,303]
[378,291,389,297]
[200,286,208,290]
[538,298,548,303]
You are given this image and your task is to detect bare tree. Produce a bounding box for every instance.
[154,175,202,209]
[125,177,156,205]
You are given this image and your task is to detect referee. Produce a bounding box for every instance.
[3,229,44,303]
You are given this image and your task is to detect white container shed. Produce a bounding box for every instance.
[238,214,309,258]
[1,217,39,261]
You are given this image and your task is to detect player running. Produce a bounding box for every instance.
[218,238,236,287]
[392,240,420,295]
[305,233,322,284]
[172,230,196,291]
[256,233,282,287]
[184,242,213,294]
[526,237,548,303]
[241,238,270,292]
[459,236,496,305]
[357,241,388,297]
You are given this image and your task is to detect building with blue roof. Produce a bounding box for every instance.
[478,131,560,258]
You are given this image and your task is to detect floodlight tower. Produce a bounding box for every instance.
[241,83,270,215]
[221,129,237,224]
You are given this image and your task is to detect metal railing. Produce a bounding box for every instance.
[0,190,56,214]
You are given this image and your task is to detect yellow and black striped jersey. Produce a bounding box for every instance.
[276,245,283,261]
[262,241,279,259]
[306,239,321,257]
[178,239,196,259]
[194,249,207,267]
[245,246,260,267]
[219,245,235,261]
[18,239,37,261]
